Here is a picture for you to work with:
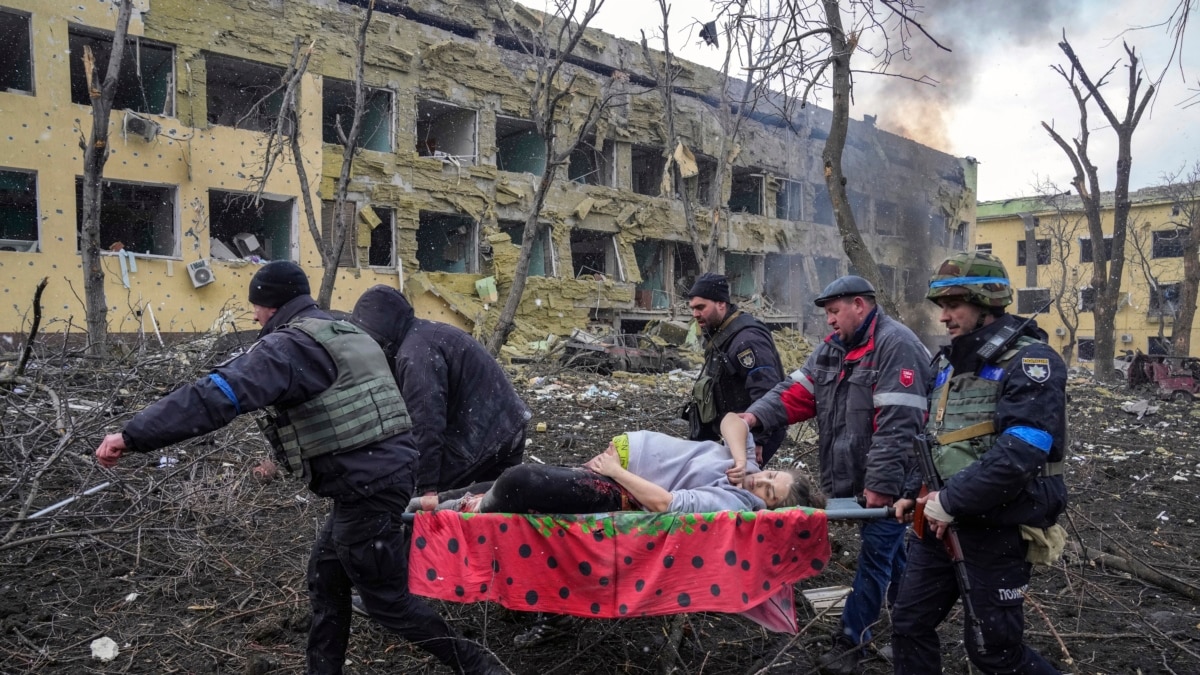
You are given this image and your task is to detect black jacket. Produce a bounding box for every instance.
[937,314,1069,528]
[352,286,532,493]
[123,295,417,499]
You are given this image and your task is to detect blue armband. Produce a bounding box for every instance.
[208,373,241,415]
[1003,426,1051,453]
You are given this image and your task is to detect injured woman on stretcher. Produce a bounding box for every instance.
[411,413,825,515]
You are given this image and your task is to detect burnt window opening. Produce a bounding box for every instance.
[1079,286,1095,313]
[847,189,870,225]
[496,116,545,176]
[1148,336,1172,356]
[724,252,761,299]
[1149,282,1182,318]
[1152,230,1185,259]
[208,190,293,262]
[0,10,32,94]
[500,220,554,277]
[75,178,176,257]
[875,200,899,236]
[775,179,803,221]
[812,184,834,226]
[1077,337,1095,361]
[568,138,614,186]
[674,153,717,203]
[633,239,669,309]
[976,242,993,254]
[1079,236,1113,263]
[0,169,38,252]
[321,79,392,152]
[764,253,804,310]
[1016,288,1051,314]
[205,54,287,132]
[814,256,841,288]
[571,229,620,279]
[417,100,476,162]
[728,169,763,215]
[418,212,477,273]
[673,243,700,297]
[631,145,665,197]
[320,200,360,268]
[367,206,395,268]
[69,28,173,116]
[1016,239,1051,266]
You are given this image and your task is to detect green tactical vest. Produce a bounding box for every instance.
[927,336,1039,480]
[259,318,411,475]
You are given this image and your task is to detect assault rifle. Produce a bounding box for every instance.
[912,433,986,653]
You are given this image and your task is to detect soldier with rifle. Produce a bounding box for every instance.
[891,252,1068,674]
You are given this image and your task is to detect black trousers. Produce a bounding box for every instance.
[450,464,627,513]
[306,488,492,674]
[891,524,1059,674]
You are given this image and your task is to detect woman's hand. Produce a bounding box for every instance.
[584,445,623,477]
[725,459,746,486]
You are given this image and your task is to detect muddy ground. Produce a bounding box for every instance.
[2,337,1199,674]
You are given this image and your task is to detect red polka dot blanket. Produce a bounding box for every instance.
[409,507,830,633]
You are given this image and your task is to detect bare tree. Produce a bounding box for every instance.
[1158,163,1200,356]
[1126,221,1178,354]
[486,0,626,355]
[1042,36,1154,381]
[77,0,134,356]
[1031,182,1086,365]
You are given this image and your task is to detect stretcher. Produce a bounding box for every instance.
[401,498,891,633]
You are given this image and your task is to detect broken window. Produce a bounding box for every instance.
[1016,288,1051,314]
[1079,236,1113,263]
[69,28,173,115]
[673,242,699,297]
[209,190,293,261]
[878,265,896,297]
[322,78,392,152]
[724,253,761,298]
[568,137,614,186]
[571,229,620,279]
[812,184,834,226]
[495,116,545,176]
[417,100,477,162]
[875,200,899,236]
[0,10,32,94]
[814,256,841,288]
[418,211,477,273]
[951,221,969,250]
[764,254,804,310]
[1152,230,1185,259]
[500,220,554,277]
[0,169,38,251]
[1077,338,1095,362]
[1147,336,1171,356]
[775,179,803,221]
[1016,239,1051,266]
[634,240,668,309]
[205,54,286,132]
[368,206,394,268]
[976,242,993,254]
[320,200,359,268]
[1149,283,1182,318]
[847,189,870,224]
[75,178,175,257]
[728,169,763,215]
[631,145,665,197]
[1079,286,1095,313]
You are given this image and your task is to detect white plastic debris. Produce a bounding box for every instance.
[1156,511,1170,522]
[91,636,119,662]
[158,456,178,468]
[124,592,139,603]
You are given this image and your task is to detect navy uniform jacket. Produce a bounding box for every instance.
[122,295,417,500]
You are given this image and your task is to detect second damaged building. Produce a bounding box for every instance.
[0,0,975,345]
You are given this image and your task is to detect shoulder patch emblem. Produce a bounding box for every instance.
[737,348,756,368]
[1022,357,1050,383]
[899,368,915,388]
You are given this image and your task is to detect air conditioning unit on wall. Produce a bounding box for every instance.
[187,259,215,288]
[1120,333,1134,343]
[1054,326,1067,336]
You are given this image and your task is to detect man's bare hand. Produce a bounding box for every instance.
[96,433,127,468]
[893,498,915,523]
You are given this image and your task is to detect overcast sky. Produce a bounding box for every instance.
[517,0,1197,202]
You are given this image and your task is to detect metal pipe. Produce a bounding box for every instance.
[29,481,112,519]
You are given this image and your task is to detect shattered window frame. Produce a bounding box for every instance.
[68,26,175,117]
[417,211,479,274]
[633,239,669,309]
[320,199,359,268]
[728,169,764,215]
[1151,230,1185,259]
[568,137,615,187]
[1077,337,1095,361]
[416,99,478,163]
[208,189,295,262]
[75,177,178,258]
[204,53,287,133]
[499,220,555,277]
[368,206,395,268]
[570,228,621,280]
[0,9,33,94]
[1079,235,1113,263]
[1148,282,1182,318]
[764,253,804,311]
[775,178,803,221]
[976,242,992,254]
[1016,287,1051,314]
[321,77,394,152]
[1147,336,1172,356]
[0,168,39,252]
[724,252,761,299]
[1079,286,1095,313]
[1015,239,1051,266]
[495,116,546,176]
[630,144,665,197]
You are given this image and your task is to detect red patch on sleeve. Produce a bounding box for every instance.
[899,369,915,388]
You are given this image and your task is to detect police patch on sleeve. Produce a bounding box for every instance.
[1021,357,1050,383]
[737,348,756,368]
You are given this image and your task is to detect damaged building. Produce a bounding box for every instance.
[0,0,976,348]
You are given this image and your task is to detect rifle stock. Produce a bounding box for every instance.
[913,434,987,654]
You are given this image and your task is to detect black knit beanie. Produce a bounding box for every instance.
[248,261,311,308]
[687,272,731,303]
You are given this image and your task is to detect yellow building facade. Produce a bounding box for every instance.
[977,185,1197,364]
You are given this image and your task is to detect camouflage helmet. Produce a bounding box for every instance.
[926,251,1012,308]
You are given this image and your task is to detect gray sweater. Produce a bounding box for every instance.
[625,431,766,512]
